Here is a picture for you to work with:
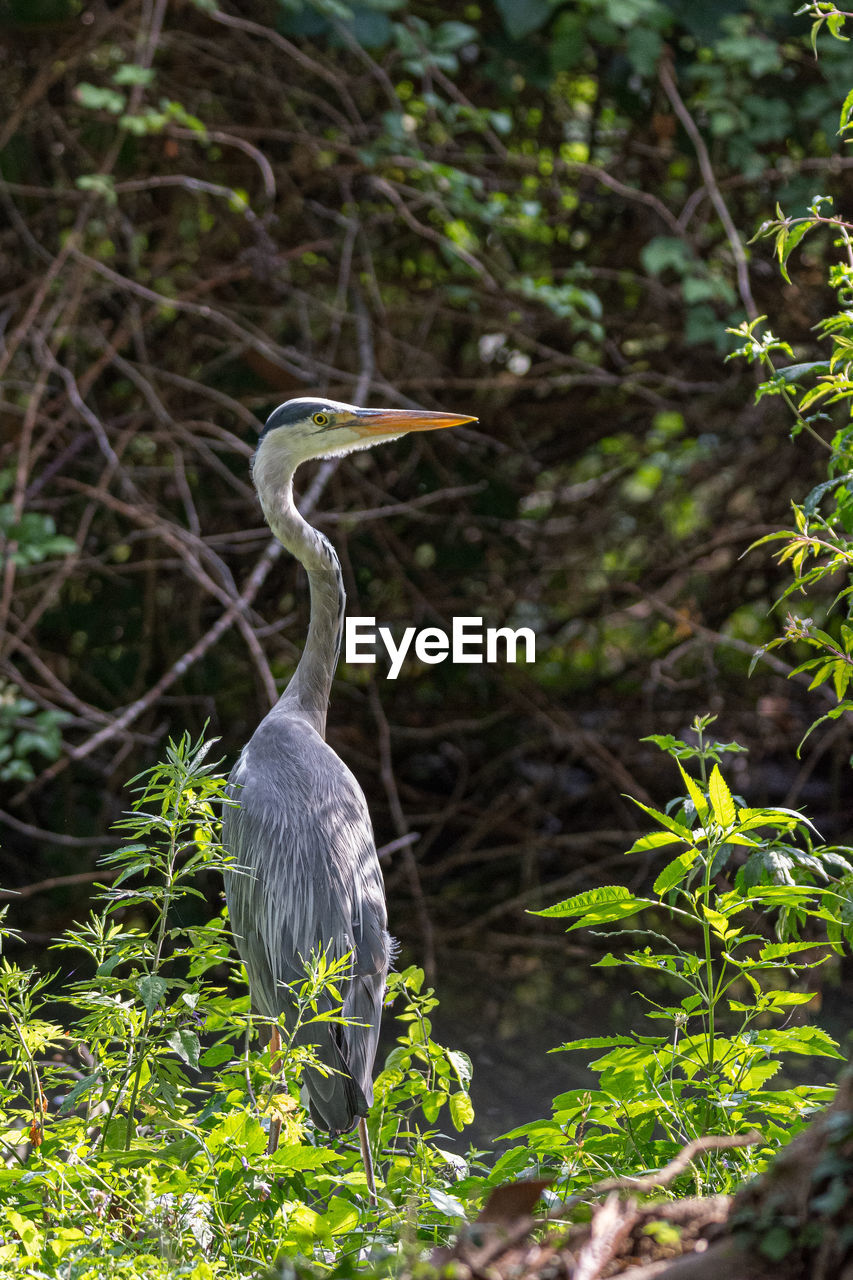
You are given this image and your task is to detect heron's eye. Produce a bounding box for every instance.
[312,412,329,427]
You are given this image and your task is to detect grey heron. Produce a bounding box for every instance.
[222,396,477,1202]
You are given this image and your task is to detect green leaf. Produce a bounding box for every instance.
[740,1059,782,1089]
[840,84,853,132]
[708,764,736,826]
[75,82,126,113]
[427,1186,468,1218]
[759,940,828,962]
[207,1110,266,1156]
[494,0,552,40]
[422,1088,445,1121]
[57,1071,101,1116]
[530,885,653,929]
[166,1028,201,1069]
[628,799,694,840]
[325,1196,359,1235]
[626,830,684,855]
[773,360,831,386]
[447,1048,473,1088]
[678,763,709,820]
[449,1090,475,1130]
[551,1035,635,1052]
[756,1025,844,1059]
[112,63,155,87]
[270,1143,344,1170]
[199,1041,234,1068]
[653,848,700,895]
[778,220,815,283]
[137,973,167,1016]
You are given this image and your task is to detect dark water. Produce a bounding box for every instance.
[389,945,633,1152]
[407,943,853,1155]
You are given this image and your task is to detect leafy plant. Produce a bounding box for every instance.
[0,682,68,782]
[0,733,477,1274]
[486,717,849,1200]
[725,15,853,746]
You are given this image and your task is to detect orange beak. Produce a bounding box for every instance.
[350,407,477,437]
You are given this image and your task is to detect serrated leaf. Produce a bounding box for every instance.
[530,885,653,929]
[756,1025,843,1058]
[269,1143,343,1170]
[677,763,709,820]
[325,1196,359,1236]
[626,830,684,855]
[628,798,694,839]
[551,1035,634,1052]
[708,764,736,826]
[759,939,827,962]
[653,848,699,895]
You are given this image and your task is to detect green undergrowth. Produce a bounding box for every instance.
[484,716,851,1204]
[0,722,849,1276]
[0,736,479,1278]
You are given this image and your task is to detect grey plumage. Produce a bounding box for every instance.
[223,710,391,1130]
[221,396,476,1146]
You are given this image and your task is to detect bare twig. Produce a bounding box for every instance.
[659,53,757,320]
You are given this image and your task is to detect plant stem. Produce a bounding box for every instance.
[701,841,717,1095]
[124,817,179,1150]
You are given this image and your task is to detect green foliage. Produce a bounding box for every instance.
[0,734,477,1274]
[0,470,77,566]
[0,682,67,782]
[727,14,853,757]
[481,717,848,1199]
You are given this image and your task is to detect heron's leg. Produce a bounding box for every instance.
[267,1024,283,1155]
[358,1116,377,1207]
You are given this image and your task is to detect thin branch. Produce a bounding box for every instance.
[659,53,758,320]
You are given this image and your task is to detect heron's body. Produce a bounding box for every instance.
[223,709,390,1130]
[220,396,476,1184]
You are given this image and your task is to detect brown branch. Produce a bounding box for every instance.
[659,53,757,321]
[591,1131,762,1195]
[368,682,436,978]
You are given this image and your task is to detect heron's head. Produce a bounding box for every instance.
[254,396,477,477]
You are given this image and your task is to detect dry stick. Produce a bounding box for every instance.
[207,8,362,124]
[12,454,344,802]
[161,129,277,204]
[590,1130,762,1196]
[573,1193,635,1280]
[368,683,436,979]
[357,1117,377,1207]
[60,477,278,707]
[11,539,280,804]
[67,248,343,387]
[0,865,122,900]
[0,363,51,653]
[1,651,114,730]
[622,584,837,703]
[370,176,500,292]
[658,53,758,321]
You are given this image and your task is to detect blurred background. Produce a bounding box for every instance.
[1,0,852,1142]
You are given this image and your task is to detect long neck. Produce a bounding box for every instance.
[255,462,344,738]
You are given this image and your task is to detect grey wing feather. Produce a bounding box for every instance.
[222,706,392,1133]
